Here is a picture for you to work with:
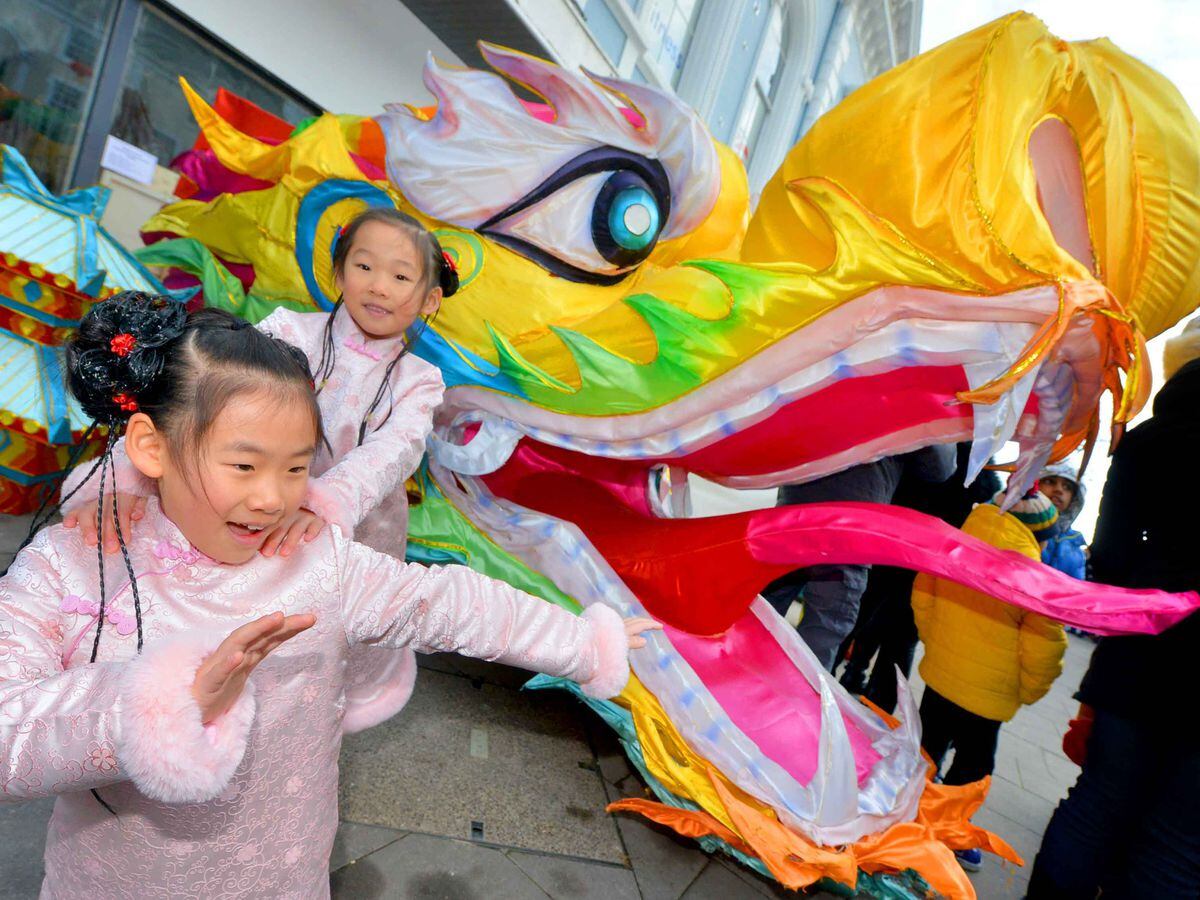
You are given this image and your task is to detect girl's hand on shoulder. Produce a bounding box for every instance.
[260,509,326,558]
[192,611,316,724]
[62,493,147,554]
[623,616,663,650]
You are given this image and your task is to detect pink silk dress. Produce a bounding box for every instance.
[0,499,629,898]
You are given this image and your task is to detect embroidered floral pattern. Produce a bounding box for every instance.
[84,741,117,775]
[152,540,202,565]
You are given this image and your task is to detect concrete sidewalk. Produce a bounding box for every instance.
[905,638,1091,900]
[0,511,1087,898]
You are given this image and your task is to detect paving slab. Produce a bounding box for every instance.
[329,832,547,899]
[508,849,640,899]
[680,860,845,899]
[680,860,749,899]
[596,756,716,900]
[711,857,798,898]
[584,713,634,789]
[338,666,624,863]
[983,774,1058,837]
[329,820,406,871]
[0,797,52,899]
[968,859,1030,900]
[613,810,711,900]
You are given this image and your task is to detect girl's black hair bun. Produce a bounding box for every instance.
[66,291,188,424]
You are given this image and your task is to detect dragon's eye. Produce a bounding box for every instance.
[478,146,671,285]
[594,171,662,267]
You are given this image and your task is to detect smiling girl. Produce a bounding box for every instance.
[0,293,656,897]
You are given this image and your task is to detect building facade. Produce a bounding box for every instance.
[0,0,921,236]
[507,0,922,194]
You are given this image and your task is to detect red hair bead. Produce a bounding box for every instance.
[109,333,136,356]
[112,393,138,412]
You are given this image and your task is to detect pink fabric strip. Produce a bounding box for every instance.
[171,149,275,202]
[746,503,1200,637]
[664,614,880,787]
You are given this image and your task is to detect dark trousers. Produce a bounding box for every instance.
[1026,709,1200,899]
[764,564,868,671]
[839,565,919,713]
[918,687,1001,786]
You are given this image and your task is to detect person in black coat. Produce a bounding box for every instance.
[1027,325,1200,899]
[838,443,1001,712]
[765,445,956,670]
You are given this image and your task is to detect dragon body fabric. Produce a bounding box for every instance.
[134,15,1200,898]
[0,148,181,513]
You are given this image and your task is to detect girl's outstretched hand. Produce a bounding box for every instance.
[259,509,326,558]
[192,612,316,724]
[62,493,147,553]
[623,616,663,650]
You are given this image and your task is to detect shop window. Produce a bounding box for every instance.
[105,5,315,169]
[47,81,85,113]
[642,0,698,86]
[584,0,628,66]
[0,0,116,192]
[63,26,102,66]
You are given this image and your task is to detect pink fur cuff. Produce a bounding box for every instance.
[117,630,256,803]
[304,478,354,535]
[578,604,630,700]
[341,647,418,735]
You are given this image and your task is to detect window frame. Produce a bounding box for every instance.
[726,0,786,162]
[68,0,319,188]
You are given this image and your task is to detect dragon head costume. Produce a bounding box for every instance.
[131,14,1200,897]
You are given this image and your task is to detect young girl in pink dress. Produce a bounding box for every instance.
[64,208,461,733]
[0,293,656,898]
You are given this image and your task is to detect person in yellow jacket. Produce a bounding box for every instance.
[912,487,1069,775]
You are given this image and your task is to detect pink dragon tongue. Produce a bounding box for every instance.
[663,617,883,787]
[483,438,1200,638]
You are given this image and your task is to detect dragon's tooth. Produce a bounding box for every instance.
[812,675,859,826]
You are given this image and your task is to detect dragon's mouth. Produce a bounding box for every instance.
[431,280,1184,639]
[468,427,1186,638]
[423,284,1195,844]
[429,427,926,841]
[435,281,1104,496]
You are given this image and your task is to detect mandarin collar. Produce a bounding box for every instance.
[140,496,219,568]
[330,304,409,364]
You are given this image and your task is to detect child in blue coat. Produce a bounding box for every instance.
[1037,464,1088,580]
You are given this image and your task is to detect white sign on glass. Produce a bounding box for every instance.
[100,135,157,185]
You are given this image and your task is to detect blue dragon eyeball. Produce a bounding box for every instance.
[608,185,661,252]
[592,170,666,268]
